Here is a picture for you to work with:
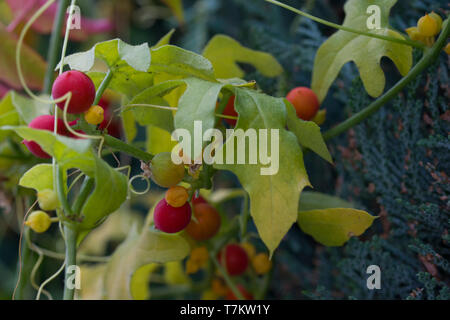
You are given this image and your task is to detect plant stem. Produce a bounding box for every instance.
[265,0,425,49]
[103,134,153,162]
[93,70,113,105]
[44,0,70,94]
[62,225,77,300]
[323,18,450,141]
[239,192,250,241]
[211,255,245,300]
[56,165,73,217]
[71,177,95,215]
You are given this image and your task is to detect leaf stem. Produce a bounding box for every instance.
[62,225,77,300]
[43,0,69,94]
[93,70,113,106]
[264,0,425,49]
[323,18,450,141]
[103,134,154,162]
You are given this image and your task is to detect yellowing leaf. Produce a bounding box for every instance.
[285,100,332,164]
[130,264,159,300]
[203,35,283,79]
[311,0,412,102]
[146,125,177,155]
[299,191,354,212]
[215,89,310,255]
[298,208,377,246]
[161,0,184,24]
[104,226,190,299]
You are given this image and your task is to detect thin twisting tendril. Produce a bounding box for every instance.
[11,199,38,300]
[36,261,66,300]
[128,174,151,195]
[28,244,53,300]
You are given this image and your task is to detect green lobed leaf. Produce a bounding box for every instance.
[19,164,54,192]
[59,39,153,97]
[298,208,377,246]
[285,100,333,163]
[174,78,224,160]
[214,88,310,255]
[1,126,128,230]
[150,45,216,81]
[311,0,412,102]
[203,35,283,79]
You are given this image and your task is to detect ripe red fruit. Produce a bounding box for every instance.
[23,115,72,158]
[52,70,96,114]
[225,285,254,300]
[186,203,221,241]
[153,198,192,233]
[286,87,320,121]
[222,96,238,126]
[218,244,249,276]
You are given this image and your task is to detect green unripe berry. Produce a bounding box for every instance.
[37,189,60,211]
[150,152,185,188]
[25,211,52,233]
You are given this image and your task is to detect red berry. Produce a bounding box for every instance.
[286,87,320,121]
[154,198,192,233]
[218,244,249,276]
[222,96,238,126]
[23,115,72,158]
[52,70,96,114]
[225,285,254,300]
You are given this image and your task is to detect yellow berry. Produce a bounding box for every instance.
[84,105,104,125]
[406,27,425,42]
[37,189,59,211]
[211,277,228,297]
[241,242,256,259]
[165,186,189,208]
[445,43,450,55]
[190,246,209,267]
[185,258,200,275]
[417,14,439,37]
[202,289,219,300]
[25,211,52,233]
[429,12,442,32]
[251,253,272,275]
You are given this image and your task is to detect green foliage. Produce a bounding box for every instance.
[1,126,128,230]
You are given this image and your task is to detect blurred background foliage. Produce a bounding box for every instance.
[0,0,448,299]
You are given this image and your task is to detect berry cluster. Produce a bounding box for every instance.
[23,71,121,159]
[406,12,445,48]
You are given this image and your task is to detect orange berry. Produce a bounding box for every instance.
[286,87,320,121]
[251,253,272,275]
[165,186,189,207]
[84,105,104,125]
[186,203,221,241]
